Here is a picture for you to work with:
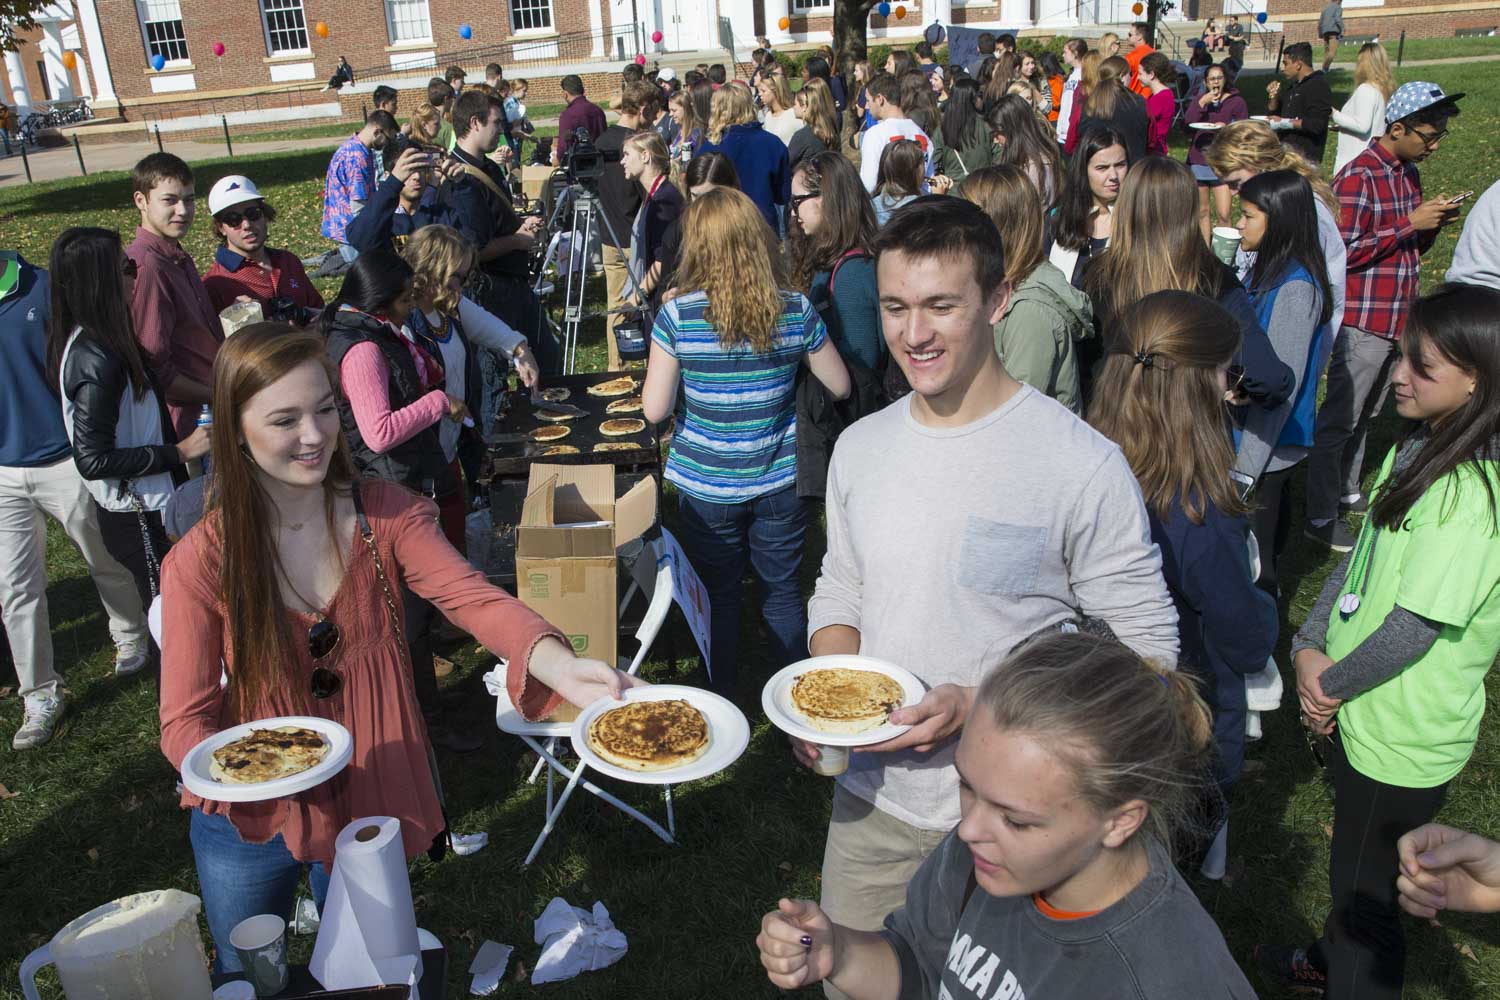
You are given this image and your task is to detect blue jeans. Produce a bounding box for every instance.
[673,486,808,696]
[336,242,360,264]
[190,808,330,974]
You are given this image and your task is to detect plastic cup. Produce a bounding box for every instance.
[229,914,288,997]
[811,744,849,776]
[219,299,264,336]
[1211,226,1242,266]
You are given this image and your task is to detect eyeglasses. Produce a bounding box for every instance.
[121,258,139,279]
[1410,127,1447,149]
[308,617,343,699]
[217,205,265,228]
[788,190,821,215]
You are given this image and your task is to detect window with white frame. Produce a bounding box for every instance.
[138,0,189,64]
[262,0,310,54]
[510,0,553,33]
[792,0,830,12]
[385,0,434,43]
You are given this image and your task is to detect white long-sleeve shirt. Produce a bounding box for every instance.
[1331,82,1386,175]
[859,116,933,193]
[1055,66,1083,146]
[808,387,1179,830]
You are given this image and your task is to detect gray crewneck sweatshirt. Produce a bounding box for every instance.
[809,386,1179,831]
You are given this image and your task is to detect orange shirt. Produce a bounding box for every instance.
[1125,44,1155,98]
[160,480,566,866]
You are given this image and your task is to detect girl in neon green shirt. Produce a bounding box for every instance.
[1256,283,1500,999]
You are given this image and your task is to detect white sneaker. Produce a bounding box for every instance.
[13,693,64,750]
[115,639,151,676]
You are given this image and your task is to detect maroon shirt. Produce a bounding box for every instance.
[556,96,608,156]
[202,246,325,319]
[127,226,226,439]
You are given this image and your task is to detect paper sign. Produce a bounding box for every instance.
[660,528,713,679]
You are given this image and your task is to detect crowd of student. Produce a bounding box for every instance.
[2,27,1500,1000]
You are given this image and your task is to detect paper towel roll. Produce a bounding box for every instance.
[310,817,423,994]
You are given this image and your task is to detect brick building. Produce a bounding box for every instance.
[1215,0,1500,47]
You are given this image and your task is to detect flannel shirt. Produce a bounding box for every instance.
[1334,141,1435,339]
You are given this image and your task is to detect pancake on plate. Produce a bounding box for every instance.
[587,699,711,772]
[587,377,639,398]
[535,444,580,455]
[791,668,906,735]
[606,396,644,415]
[593,442,638,453]
[600,418,646,437]
[211,726,329,784]
[539,388,571,402]
[529,425,572,442]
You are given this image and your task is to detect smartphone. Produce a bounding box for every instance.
[1447,190,1475,205]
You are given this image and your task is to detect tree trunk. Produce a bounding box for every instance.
[833,0,878,68]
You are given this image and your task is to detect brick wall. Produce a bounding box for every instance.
[1,24,88,109]
[95,0,617,110]
[1268,0,1500,43]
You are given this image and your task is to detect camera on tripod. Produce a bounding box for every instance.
[563,127,618,187]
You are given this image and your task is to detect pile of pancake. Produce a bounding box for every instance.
[791,668,905,735]
[586,699,711,772]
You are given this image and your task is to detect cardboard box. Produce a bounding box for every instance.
[521,164,554,201]
[516,464,657,672]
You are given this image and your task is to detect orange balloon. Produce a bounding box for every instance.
[894,4,906,16]
[61,51,77,70]
[314,21,330,38]
[778,15,790,29]
[1132,2,1143,11]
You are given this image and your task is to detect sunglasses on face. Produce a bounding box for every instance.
[217,205,265,228]
[121,258,139,279]
[788,190,821,214]
[308,617,343,699]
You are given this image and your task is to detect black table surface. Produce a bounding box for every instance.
[211,947,446,1000]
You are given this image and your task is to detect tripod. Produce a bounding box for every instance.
[534,182,642,373]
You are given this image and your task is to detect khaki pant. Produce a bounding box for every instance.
[0,457,146,701]
[600,243,631,371]
[819,784,949,1000]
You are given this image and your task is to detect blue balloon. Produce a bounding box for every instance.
[878,1,891,15]
[150,53,165,71]
[1256,10,1267,21]
[459,23,473,38]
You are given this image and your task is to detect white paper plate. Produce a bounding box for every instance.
[1250,115,1293,130]
[1189,121,1224,131]
[181,716,353,803]
[761,655,926,747]
[570,685,750,785]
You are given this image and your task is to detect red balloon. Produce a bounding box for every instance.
[635,53,647,65]
[651,30,663,43]
[212,42,226,56]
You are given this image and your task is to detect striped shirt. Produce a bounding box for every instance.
[652,289,827,502]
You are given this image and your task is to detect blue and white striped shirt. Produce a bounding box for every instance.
[652,289,827,503]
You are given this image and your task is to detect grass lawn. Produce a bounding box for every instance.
[236,104,569,144]
[1327,35,1500,64]
[4,60,1500,1000]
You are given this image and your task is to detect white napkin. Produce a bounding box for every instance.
[531,898,628,985]
[468,939,514,996]
[481,666,506,697]
[1246,655,1284,712]
[452,832,489,856]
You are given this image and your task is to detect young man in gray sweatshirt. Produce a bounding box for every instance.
[795,197,1179,998]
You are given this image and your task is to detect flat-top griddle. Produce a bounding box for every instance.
[486,370,660,477]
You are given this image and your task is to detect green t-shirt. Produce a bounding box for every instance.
[1331,443,1500,787]
[434,119,456,153]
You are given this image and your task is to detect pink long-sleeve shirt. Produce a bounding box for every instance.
[338,339,448,454]
[1146,88,1176,157]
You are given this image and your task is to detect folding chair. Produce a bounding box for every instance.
[493,534,678,864]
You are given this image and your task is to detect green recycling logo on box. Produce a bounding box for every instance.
[568,634,589,653]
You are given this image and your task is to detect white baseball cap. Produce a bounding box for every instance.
[208,175,264,217]
[658,66,677,82]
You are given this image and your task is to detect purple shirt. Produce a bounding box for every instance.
[556,97,608,156]
[322,134,374,243]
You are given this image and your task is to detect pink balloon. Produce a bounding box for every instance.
[651,30,663,43]
[635,53,647,65]
[212,41,225,56]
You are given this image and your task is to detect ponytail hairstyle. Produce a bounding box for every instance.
[1238,170,1333,328]
[682,151,741,197]
[1372,284,1500,533]
[209,323,358,721]
[623,129,671,177]
[977,631,1214,850]
[1082,54,1133,118]
[46,226,150,400]
[1087,290,1248,523]
[875,138,927,200]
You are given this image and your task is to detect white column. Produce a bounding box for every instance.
[4,50,33,116]
[924,0,952,30]
[766,0,793,44]
[74,0,115,104]
[41,22,74,101]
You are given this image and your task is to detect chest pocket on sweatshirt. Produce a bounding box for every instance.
[958,516,1047,597]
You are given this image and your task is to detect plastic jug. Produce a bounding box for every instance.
[19,889,213,1000]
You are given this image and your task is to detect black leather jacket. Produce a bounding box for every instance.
[61,333,183,493]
